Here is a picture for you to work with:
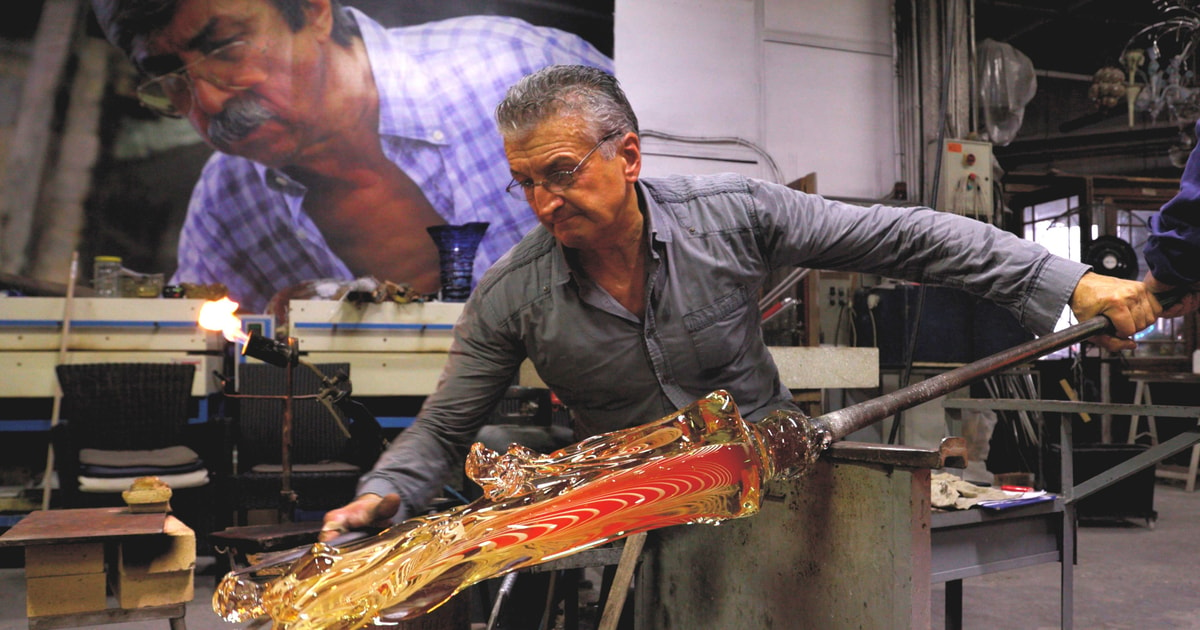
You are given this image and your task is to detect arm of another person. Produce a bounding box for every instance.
[1143,119,1200,317]
[321,296,526,540]
[747,178,1160,349]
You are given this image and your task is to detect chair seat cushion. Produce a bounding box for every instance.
[79,459,207,478]
[248,461,360,474]
[78,468,210,492]
[79,445,200,467]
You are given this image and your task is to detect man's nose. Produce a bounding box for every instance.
[531,186,564,218]
[189,75,236,117]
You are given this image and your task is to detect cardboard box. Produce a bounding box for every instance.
[26,573,107,616]
[112,569,194,609]
[117,516,196,575]
[24,542,105,577]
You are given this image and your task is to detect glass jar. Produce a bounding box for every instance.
[93,256,123,297]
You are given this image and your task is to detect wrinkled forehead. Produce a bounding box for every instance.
[125,0,254,71]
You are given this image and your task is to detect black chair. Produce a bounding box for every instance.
[227,362,372,523]
[52,362,215,538]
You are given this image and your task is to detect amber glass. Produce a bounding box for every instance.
[214,390,826,629]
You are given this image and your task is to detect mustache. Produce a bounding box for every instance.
[208,97,272,147]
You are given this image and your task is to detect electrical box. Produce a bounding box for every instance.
[817,273,856,346]
[937,139,994,222]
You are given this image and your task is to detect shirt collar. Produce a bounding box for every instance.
[550,180,666,286]
[254,8,448,196]
[639,180,673,245]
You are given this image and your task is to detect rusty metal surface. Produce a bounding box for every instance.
[208,521,324,553]
[0,507,165,547]
[826,436,967,469]
[635,457,932,630]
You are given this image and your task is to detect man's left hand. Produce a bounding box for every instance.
[1069,272,1161,352]
[1143,270,1200,319]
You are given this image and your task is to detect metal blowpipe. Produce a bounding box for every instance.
[213,304,1160,629]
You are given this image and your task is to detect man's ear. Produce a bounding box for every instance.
[620,132,642,182]
[303,0,335,41]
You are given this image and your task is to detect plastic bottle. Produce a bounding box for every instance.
[93,256,122,297]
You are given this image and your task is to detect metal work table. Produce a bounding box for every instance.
[931,499,1067,630]
[941,397,1200,630]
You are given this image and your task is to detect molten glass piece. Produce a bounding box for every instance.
[213,390,828,629]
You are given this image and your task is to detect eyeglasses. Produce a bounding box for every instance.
[135,40,255,118]
[506,131,621,199]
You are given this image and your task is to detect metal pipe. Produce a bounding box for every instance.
[812,314,1113,441]
[758,268,810,311]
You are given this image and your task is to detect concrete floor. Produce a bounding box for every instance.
[1,481,1198,630]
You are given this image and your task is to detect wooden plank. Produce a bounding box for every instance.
[597,532,646,630]
[28,603,186,630]
[0,0,82,275]
[0,507,165,547]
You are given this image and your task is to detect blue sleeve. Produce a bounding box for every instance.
[1145,119,1200,286]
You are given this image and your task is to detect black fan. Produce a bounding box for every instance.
[1084,235,1139,280]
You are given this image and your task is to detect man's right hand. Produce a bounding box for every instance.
[320,493,402,542]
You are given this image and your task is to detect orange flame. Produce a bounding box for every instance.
[198,297,250,344]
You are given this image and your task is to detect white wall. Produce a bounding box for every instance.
[615,0,899,198]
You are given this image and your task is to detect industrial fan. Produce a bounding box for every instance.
[1084,235,1140,280]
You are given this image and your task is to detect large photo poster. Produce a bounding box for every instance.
[27,0,614,313]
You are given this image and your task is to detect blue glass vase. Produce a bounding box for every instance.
[426,222,489,302]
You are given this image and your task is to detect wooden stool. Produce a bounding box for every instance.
[1126,372,1200,492]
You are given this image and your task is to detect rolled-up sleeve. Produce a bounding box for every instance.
[1145,119,1200,287]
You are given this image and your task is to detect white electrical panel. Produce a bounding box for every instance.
[936,139,994,222]
[817,273,856,346]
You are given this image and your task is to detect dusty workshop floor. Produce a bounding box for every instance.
[0,481,1198,629]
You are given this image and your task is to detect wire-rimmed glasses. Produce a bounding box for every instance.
[135,40,255,118]
[505,131,621,200]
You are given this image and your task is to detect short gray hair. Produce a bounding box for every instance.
[495,65,638,157]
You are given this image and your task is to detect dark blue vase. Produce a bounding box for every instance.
[426,222,489,302]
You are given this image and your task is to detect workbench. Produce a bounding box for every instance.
[931,499,1067,630]
[940,396,1200,629]
[0,507,194,629]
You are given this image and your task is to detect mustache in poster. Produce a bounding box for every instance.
[209,97,272,147]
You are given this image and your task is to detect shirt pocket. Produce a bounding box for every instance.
[683,285,750,370]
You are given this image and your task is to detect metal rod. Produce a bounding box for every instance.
[812,314,1114,441]
[758,268,810,310]
[1072,431,1200,503]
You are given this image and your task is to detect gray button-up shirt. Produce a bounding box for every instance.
[359,173,1089,516]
